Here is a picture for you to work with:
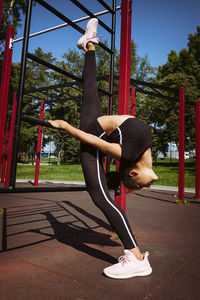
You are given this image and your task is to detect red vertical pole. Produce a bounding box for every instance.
[116,0,132,212]
[195,101,200,199]
[178,88,185,201]
[1,121,9,183]
[131,87,136,116]
[0,26,15,172]
[34,101,44,186]
[5,92,17,188]
[0,0,3,29]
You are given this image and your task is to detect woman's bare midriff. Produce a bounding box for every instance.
[97,115,135,136]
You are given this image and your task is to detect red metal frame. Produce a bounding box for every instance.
[34,101,44,186]
[5,92,17,188]
[115,0,132,212]
[195,101,200,199]
[1,121,9,183]
[178,88,185,201]
[0,26,15,173]
[0,0,3,29]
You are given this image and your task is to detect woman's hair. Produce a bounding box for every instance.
[106,161,138,190]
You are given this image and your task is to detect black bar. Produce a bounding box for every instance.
[24,82,76,95]
[130,78,178,93]
[70,0,113,34]
[35,0,112,54]
[27,52,82,83]
[9,0,33,189]
[106,0,116,175]
[135,87,178,102]
[97,0,114,13]
[27,53,111,97]
[25,77,110,96]
[21,115,55,128]
[0,186,87,193]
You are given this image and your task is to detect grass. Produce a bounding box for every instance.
[16,159,195,188]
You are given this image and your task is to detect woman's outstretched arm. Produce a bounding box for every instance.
[48,119,122,160]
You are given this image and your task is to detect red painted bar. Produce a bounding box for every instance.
[195,101,200,199]
[131,87,136,116]
[178,88,185,201]
[115,0,132,212]
[0,26,15,172]
[34,101,44,186]
[1,121,9,183]
[5,92,17,188]
[0,0,3,29]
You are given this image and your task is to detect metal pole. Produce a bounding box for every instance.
[34,101,44,186]
[195,101,200,199]
[9,0,33,188]
[12,6,121,44]
[0,0,3,29]
[131,87,136,116]
[5,92,17,188]
[0,26,15,173]
[178,88,185,201]
[1,121,9,183]
[115,0,132,213]
[105,0,116,175]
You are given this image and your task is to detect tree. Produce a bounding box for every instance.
[138,27,200,155]
[0,0,27,55]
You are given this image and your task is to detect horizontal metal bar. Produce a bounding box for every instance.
[24,82,77,95]
[0,186,87,193]
[135,87,178,102]
[13,6,121,44]
[33,0,113,54]
[24,76,109,96]
[131,78,178,93]
[97,0,114,13]
[36,0,84,34]
[22,115,54,128]
[27,53,111,97]
[27,52,82,82]
[70,0,113,34]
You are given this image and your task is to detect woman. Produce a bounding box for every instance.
[49,18,158,279]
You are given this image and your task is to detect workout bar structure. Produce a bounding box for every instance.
[2,0,117,193]
[0,0,196,204]
[12,6,121,44]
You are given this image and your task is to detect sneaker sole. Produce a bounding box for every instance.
[103,267,152,279]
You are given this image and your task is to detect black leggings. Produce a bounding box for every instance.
[80,51,137,249]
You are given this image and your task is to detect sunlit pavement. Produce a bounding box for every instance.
[0,183,199,300]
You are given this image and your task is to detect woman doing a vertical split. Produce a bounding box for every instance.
[49,18,158,279]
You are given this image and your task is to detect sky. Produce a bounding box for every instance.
[11,0,200,69]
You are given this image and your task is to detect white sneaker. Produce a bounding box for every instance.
[77,18,99,52]
[103,250,152,279]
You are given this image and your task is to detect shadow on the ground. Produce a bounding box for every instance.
[1,200,119,264]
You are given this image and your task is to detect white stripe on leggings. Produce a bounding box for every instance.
[97,131,137,247]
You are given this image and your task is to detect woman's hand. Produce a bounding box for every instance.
[48,120,66,129]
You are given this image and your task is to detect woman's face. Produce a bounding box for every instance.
[132,168,158,189]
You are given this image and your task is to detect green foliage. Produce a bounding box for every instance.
[139,26,200,154]
[0,0,27,55]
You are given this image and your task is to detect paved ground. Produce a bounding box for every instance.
[0,183,199,300]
